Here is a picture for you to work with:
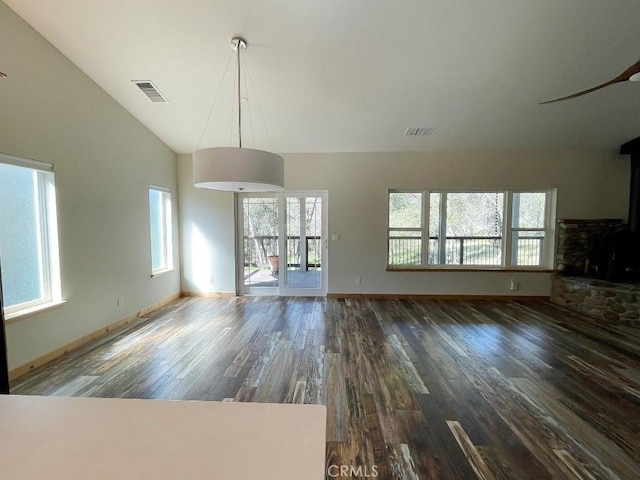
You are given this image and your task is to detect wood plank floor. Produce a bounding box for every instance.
[11,297,640,479]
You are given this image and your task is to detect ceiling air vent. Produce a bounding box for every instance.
[132,80,168,103]
[405,127,435,136]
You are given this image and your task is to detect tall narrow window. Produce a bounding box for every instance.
[149,186,173,275]
[0,154,62,317]
[510,191,551,267]
[388,191,423,266]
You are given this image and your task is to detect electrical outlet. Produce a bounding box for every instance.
[356,276,362,284]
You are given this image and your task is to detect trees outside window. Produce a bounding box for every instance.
[388,189,554,269]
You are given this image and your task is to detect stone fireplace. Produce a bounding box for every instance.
[555,218,625,279]
[551,218,640,323]
[550,136,640,324]
[551,275,639,323]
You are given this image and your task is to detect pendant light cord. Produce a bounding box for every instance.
[196,37,273,153]
[243,51,277,153]
[195,50,234,151]
[237,41,242,148]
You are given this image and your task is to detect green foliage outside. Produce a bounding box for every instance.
[243,196,322,271]
[389,191,546,266]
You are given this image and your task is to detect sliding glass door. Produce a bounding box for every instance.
[282,193,325,295]
[239,194,280,295]
[237,191,327,296]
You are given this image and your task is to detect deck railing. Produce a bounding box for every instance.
[389,235,545,266]
[244,235,321,270]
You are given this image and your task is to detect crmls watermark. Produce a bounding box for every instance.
[327,464,379,478]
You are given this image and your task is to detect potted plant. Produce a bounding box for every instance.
[267,254,279,273]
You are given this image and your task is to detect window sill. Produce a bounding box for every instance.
[150,268,174,279]
[386,267,554,273]
[4,300,67,324]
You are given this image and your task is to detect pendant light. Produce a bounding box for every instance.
[193,37,284,192]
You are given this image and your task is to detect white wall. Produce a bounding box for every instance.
[179,149,629,297]
[177,154,236,295]
[0,3,180,369]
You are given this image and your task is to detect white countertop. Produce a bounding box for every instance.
[0,395,327,479]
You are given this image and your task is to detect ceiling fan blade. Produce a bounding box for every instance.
[539,58,640,105]
[539,79,622,104]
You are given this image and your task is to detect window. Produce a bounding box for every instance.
[149,186,173,275]
[510,191,549,267]
[0,154,62,317]
[388,189,555,269]
[388,192,423,266]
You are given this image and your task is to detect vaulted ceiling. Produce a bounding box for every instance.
[4,0,640,154]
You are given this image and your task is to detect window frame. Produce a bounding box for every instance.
[388,190,425,266]
[148,185,173,276]
[507,190,554,268]
[387,188,555,270]
[0,153,62,319]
